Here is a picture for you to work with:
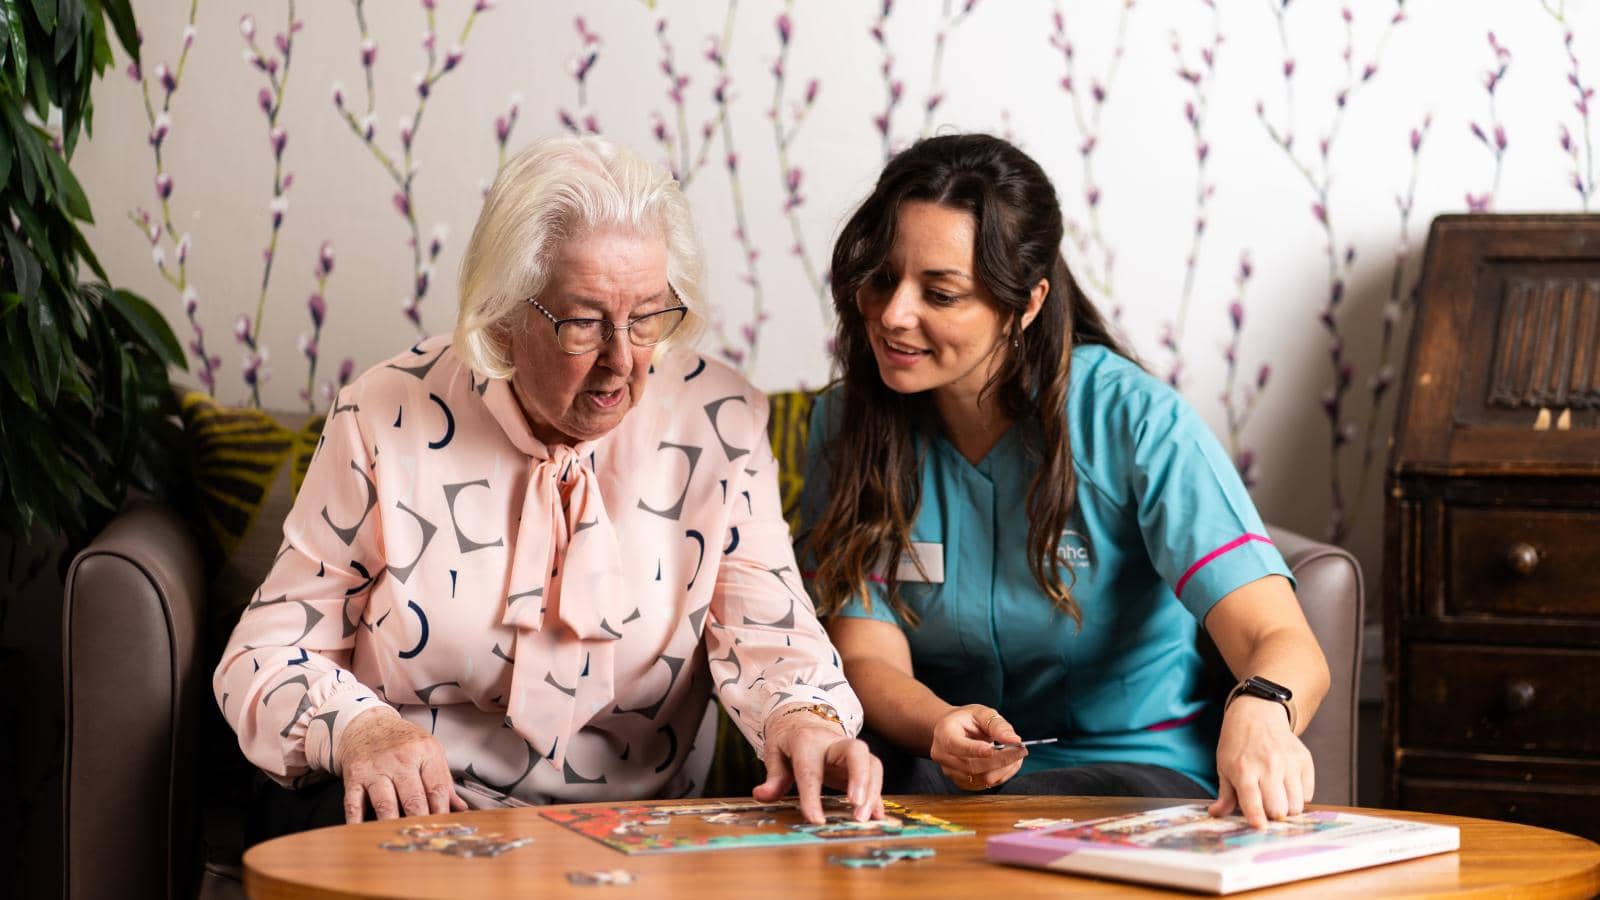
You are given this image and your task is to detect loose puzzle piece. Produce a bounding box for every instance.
[1012,817,1076,830]
[378,823,533,857]
[827,846,937,869]
[566,869,638,886]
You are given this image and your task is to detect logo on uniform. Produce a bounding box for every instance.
[1059,529,1092,569]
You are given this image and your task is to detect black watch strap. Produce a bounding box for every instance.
[1226,676,1296,730]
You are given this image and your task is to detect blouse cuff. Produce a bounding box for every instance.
[303,682,397,776]
[757,686,863,749]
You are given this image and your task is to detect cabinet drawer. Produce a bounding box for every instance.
[1403,643,1600,754]
[1446,506,1600,619]
[1398,777,1600,841]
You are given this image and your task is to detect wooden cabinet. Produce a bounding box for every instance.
[1385,214,1600,841]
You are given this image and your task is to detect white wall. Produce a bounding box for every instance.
[73,0,1600,584]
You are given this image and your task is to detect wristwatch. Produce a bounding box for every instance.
[1226,676,1296,731]
[777,702,847,735]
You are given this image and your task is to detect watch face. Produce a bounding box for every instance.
[1245,676,1292,702]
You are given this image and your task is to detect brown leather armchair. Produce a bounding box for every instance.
[60,500,1361,900]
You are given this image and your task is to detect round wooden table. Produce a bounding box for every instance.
[244,795,1600,898]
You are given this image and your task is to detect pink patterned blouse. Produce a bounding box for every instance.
[214,337,861,803]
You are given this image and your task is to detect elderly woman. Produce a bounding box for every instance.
[215,135,882,832]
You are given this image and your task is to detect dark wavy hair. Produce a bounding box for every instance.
[805,133,1132,628]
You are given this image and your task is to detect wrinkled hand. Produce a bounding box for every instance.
[754,710,883,825]
[1209,697,1315,828]
[930,705,1026,792]
[335,709,467,824]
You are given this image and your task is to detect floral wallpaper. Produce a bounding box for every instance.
[74,0,1599,581]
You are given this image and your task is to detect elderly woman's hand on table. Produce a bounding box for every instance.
[753,703,883,824]
[335,709,468,823]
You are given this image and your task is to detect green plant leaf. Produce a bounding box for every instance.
[0,291,20,317]
[27,54,51,123]
[106,287,184,367]
[97,0,133,62]
[11,198,55,276]
[3,103,43,204]
[53,0,76,65]
[87,2,109,71]
[28,0,55,34]
[62,229,100,285]
[44,147,91,221]
[1,0,26,86]
[2,228,41,300]
[0,119,12,183]
[26,283,62,403]
[0,318,37,409]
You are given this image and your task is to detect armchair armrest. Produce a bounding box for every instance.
[1267,524,1364,807]
[63,499,206,900]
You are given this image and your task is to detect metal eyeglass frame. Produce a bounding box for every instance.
[525,285,688,355]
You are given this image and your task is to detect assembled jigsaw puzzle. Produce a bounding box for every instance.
[542,796,970,854]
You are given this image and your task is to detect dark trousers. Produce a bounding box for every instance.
[865,730,1212,799]
[246,773,349,846]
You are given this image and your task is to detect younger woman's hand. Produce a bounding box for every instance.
[929,705,1027,791]
[1209,696,1315,828]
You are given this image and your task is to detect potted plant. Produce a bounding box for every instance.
[1,0,186,559]
[2,2,186,894]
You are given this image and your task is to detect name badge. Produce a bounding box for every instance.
[875,541,944,584]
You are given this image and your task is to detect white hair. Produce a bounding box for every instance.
[454,135,706,379]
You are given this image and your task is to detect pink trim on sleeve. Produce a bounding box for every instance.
[1173,533,1273,599]
[1144,709,1203,732]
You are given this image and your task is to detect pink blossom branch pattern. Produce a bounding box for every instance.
[1220,253,1268,488]
[1162,0,1222,387]
[770,1,828,323]
[704,0,768,371]
[332,0,490,335]
[300,242,348,412]
[1350,115,1432,535]
[866,0,979,159]
[1050,1,1134,309]
[649,17,718,189]
[1466,32,1509,212]
[238,4,303,408]
[494,93,521,170]
[1544,1,1596,209]
[920,0,979,138]
[868,1,903,163]
[481,91,523,196]
[1255,0,1406,543]
[126,1,210,391]
[558,17,601,135]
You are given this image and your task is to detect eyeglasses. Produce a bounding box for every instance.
[525,286,689,355]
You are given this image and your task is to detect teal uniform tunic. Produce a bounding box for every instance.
[798,344,1293,793]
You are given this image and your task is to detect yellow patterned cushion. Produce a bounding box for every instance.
[765,389,818,534]
[179,391,325,652]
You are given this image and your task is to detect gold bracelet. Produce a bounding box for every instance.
[779,702,846,735]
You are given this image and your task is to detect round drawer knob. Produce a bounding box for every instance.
[1504,679,1536,713]
[1505,542,1540,576]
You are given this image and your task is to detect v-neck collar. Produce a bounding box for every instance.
[931,421,1019,477]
